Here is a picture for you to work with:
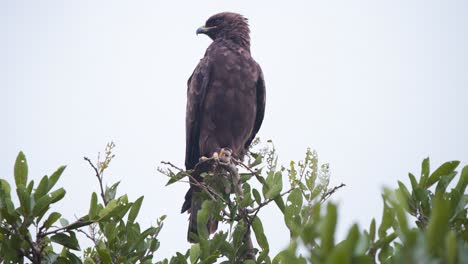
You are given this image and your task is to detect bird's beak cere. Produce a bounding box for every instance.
[196,25,216,35]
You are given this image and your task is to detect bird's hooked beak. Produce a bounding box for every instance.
[196,25,216,35]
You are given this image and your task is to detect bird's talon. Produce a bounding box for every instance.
[219,148,232,163]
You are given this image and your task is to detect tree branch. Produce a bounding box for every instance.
[40,218,93,237]
[161,160,229,215]
[320,183,346,203]
[84,156,107,206]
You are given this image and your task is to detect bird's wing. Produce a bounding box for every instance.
[185,57,212,170]
[245,64,266,149]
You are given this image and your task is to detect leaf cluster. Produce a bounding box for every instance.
[0,144,164,264]
[1,141,467,264]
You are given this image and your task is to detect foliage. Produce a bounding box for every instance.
[160,142,468,264]
[0,141,467,263]
[0,143,164,264]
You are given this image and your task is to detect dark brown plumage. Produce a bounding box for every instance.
[181,12,266,242]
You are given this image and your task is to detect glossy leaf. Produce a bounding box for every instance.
[51,232,80,251]
[190,243,200,264]
[44,212,62,229]
[34,176,49,200]
[252,216,269,250]
[321,203,337,255]
[128,196,144,224]
[427,194,450,253]
[89,192,98,219]
[47,166,66,192]
[14,151,28,187]
[426,161,460,188]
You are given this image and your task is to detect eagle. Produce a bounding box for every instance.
[181,12,266,242]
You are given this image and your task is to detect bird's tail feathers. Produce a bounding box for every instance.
[187,192,219,243]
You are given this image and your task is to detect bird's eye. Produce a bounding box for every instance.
[208,18,221,26]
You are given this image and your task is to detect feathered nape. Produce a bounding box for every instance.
[230,16,251,50]
[216,13,251,51]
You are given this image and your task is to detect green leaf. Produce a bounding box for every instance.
[97,248,112,264]
[435,172,457,195]
[33,193,53,216]
[265,172,283,199]
[378,199,394,238]
[408,173,418,189]
[128,227,158,253]
[274,196,286,213]
[445,231,457,264]
[327,224,359,264]
[196,200,214,240]
[48,166,66,192]
[419,157,430,187]
[14,151,28,187]
[397,181,415,215]
[66,251,82,264]
[190,243,200,264]
[232,220,246,249]
[60,218,69,227]
[50,188,66,203]
[455,165,468,195]
[34,176,49,200]
[0,180,16,224]
[369,218,376,241]
[89,192,98,219]
[252,188,262,205]
[26,180,34,195]
[397,181,411,201]
[240,183,253,208]
[426,161,460,188]
[16,186,31,217]
[166,171,187,186]
[287,188,303,213]
[427,194,450,253]
[50,232,80,251]
[104,181,120,202]
[44,212,62,229]
[414,187,431,217]
[0,179,12,201]
[249,154,263,168]
[321,203,337,255]
[98,199,118,221]
[285,188,303,236]
[252,216,269,250]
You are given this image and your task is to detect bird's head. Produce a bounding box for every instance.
[196,12,250,47]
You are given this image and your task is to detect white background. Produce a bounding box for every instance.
[2,0,467,259]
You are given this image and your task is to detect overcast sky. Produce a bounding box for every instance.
[1,0,468,259]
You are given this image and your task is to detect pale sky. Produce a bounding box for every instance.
[1,0,468,259]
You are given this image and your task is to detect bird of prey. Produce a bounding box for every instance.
[181,12,266,242]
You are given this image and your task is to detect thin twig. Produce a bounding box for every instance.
[320,183,346,203]
[78,229,97,245]
[233,158,262,177]
[247,188,296,215]
[161,160,228,204]
[40,219,93,237]
[84,156,107,206]
[161,160,230,217]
